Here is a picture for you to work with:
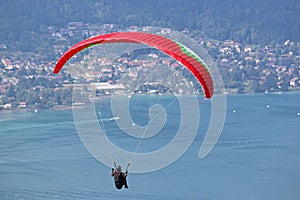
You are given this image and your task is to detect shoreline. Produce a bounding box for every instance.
[1,89,300,113]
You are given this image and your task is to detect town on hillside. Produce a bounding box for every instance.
[0,23,299,110]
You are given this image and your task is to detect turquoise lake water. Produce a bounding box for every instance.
[1,92,300,199]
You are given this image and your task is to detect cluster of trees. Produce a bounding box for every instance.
[1,65,74,108]
[219,65,290,93]
[1,85,72,109]
[1,0,299,54]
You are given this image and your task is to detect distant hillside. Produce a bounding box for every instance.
[1,0,299,45]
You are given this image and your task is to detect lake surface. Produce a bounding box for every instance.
[1,92,300,199]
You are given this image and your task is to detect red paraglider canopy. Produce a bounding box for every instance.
[54,32,214,98]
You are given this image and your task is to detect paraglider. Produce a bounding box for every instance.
[111,162,130,190]
[53,31,222,176]
[53,31,214,98]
